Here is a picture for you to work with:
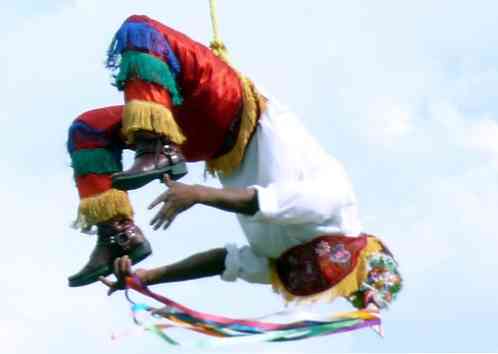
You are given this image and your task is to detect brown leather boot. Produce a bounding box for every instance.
[112,134,188,191]
[68,219,152,287]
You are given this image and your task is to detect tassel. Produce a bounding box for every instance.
[107,21,181,76]
[206,77,266,176]
[114,51,183,106]
[70,148,122,177]
[78,189,133,226]
[122,100,186,145]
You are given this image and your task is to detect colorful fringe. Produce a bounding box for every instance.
[206,77,265,176]
[70,148,122,177]
[78,189,133,226]
[118,276,381,347]
[122,100,186,145]
[204,21,266,176]
[270,237,384,304]
[107,20,181,76]
[67,120,111,154]
[113,51,183,106]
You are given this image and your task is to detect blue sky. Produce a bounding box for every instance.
[2,1,498,353]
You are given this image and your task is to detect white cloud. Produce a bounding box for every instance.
[467,118,498,156]
[430,101,498,163]
[362,97,414,145]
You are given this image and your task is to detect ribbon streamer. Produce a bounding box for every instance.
[120,276,382,347]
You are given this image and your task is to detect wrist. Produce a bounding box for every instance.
[137,269,153,286]
[193,184,210,205]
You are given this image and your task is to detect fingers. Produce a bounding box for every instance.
[149,201,170,226]
[114,256,132,279]
[151,214,174,231]
[163,217,173,230]
[150,200,180,230]
[148,176,176,210]
[148,190,170,210]
[113,257,121,278]
[121,256,132,276]
[99,256,133,296]
[163,174,173,187]
[151,206,177,230]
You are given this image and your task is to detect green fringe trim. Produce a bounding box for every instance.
[114,51,183,106]
[71,149,122,177]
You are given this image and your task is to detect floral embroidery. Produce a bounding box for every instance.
[348,253,402,309]
[315,240,331,256]
[329,244,351,264]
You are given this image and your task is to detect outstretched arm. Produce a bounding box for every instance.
[146,247,227,285]
[100,248,227,294]
[149,175,259,230]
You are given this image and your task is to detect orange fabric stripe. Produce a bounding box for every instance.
[124,79,173,107]
[76,174,113,199]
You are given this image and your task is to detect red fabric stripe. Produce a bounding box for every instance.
[124,79,173,107]
[76,106,124,132]
[76,174,113,199]
[73,140,109,151]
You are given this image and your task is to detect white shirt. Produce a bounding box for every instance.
[219,94,362,284]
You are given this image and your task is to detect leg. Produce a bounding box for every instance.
[108,19,189,190]
[111,80,188,190]
[67,106,152,287]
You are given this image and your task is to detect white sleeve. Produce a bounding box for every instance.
[221,244,271,284]
[248,178,355,225]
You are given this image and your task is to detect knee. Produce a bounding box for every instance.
[67,119,93,154]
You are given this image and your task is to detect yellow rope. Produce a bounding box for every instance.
[209,0,231,63]
[209,0,221,43]
[206,0,265,176]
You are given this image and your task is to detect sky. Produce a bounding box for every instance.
[2,0,498,353]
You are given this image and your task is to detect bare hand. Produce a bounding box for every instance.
[148,175,201,230]
[99,256,148,296]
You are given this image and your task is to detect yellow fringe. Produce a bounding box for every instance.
[122,100,186,145]
[78,189,134,226]
[206,77,266,176]
[206,0,266,176]
[271,237,384,305]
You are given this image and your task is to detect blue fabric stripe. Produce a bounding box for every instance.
[67,120,123,168]
[67,121,106,153]
[106,21,181,77]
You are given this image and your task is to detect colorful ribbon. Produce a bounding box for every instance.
[120,276,382,347]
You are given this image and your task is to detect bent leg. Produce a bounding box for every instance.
[67,106,151,287]
[68,106,132,227]
[107,18,188,190]
[110,79,188,191]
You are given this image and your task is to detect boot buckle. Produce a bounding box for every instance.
[115,227,138,250]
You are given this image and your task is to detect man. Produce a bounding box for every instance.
[70,15,402,310]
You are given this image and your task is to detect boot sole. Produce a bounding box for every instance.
[68,241,153,288]
[112,163,188,191]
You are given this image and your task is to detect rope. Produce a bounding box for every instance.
[209,0,221,44]
[209,0,230,63]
